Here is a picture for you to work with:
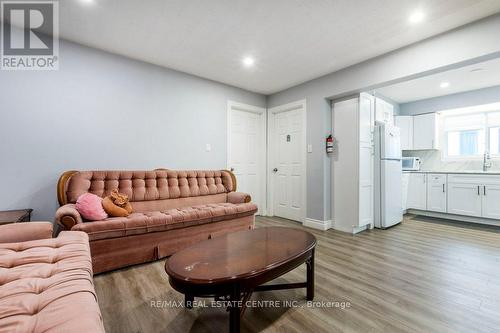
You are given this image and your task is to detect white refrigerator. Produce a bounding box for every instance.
[374,121,403,228]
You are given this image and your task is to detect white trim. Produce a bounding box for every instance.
[333,223,370,234]
[303,218,332,231]
[407,209,500,227]
[267,99,307,223]
[227,101,267,215]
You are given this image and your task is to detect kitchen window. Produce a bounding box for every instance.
[442,108,500,159]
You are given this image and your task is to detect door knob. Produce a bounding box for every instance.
[273,168,278,172]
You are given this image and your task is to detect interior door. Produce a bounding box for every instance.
[271,105,305,222]
[227,103,265,214]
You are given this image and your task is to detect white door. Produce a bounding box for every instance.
[407,173,427,210]
[447,182,482,217]
[394,116,413,150]
[359,93,375,227]
[269,101,306,222]
[227,101,266,214]
[426,174,447,213]
[413,113,437,150]
[482,184,500,219]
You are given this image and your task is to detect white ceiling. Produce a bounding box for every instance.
[375,57,500,103]
[43,1,500,93]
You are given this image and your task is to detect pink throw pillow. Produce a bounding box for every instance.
[75,193,108,221]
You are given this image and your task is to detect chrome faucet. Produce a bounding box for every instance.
[483,150,492,172]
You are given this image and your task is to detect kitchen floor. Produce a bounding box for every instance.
[94,215,500,333]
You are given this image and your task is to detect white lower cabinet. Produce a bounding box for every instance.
[447,174,500,219]
[426,174,447,213]
[447,182,482,217]
[406,173,500,225]
[482,184,500,219]
[407,173,426,210]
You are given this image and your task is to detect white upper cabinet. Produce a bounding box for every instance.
[375,98,394,124]
[413,113,439,150]
[394,116,413,150]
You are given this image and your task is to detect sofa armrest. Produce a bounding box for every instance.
[227,192,252,204]
[0,222,53,243]
[55,204,83,230]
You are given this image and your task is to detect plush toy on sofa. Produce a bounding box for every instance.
[102,189,133,217]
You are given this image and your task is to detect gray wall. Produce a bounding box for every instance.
[0,39,265,221]
[400,85,500,116]
[268,14,500,222]
[3,14,500,224]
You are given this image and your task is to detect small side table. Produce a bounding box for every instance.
[0,209,33,226]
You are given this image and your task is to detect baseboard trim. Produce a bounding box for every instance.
[333,223,369,234]
[407,209,500,227]
[303,218,332,231]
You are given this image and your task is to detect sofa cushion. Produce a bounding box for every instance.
[65,170,234,204]
[71,202,258,241]
[76,193,108,221]
[0,231,104,333]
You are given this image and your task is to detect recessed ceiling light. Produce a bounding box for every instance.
[440,82,450,89]
[80,0,95,5]
[242,57,255,67]
[408,10,425,24]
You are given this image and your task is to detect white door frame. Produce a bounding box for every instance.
[267,99,307,223]
[227,101,267,215]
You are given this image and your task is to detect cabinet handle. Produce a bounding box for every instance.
[484,185,486,196]
[477,185,480,195]
[442,184,445,193]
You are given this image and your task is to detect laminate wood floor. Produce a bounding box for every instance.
[93,215,500,333]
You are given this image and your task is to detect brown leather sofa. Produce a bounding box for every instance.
[55,169,257,274]
[0,222,105,333]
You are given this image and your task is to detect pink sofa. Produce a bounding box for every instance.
[55,169,257,274]
[0,222,105,333]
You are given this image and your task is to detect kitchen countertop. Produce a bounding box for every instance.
[404,170,500,175]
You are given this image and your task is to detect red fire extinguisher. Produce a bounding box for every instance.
[326,135,334,154]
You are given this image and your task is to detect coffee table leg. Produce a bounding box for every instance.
[185,294,194,309]
[229,285,241,333]
[306,249,315,301]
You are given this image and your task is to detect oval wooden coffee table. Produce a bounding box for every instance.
[165,227,316,333]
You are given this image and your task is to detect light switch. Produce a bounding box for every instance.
[307,144,313,153]
[205,144,211,152]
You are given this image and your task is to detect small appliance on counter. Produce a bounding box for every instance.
[402,157,421,171]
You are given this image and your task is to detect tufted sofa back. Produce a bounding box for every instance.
[58,170,235,207]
